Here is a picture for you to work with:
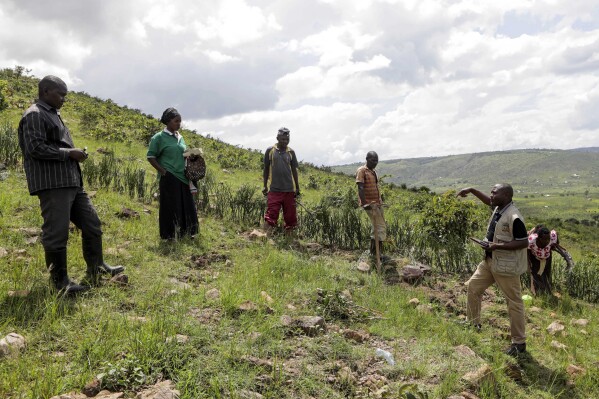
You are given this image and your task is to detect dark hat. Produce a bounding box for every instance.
[277,127,290,135]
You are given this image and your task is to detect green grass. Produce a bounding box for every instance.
[2,166,597,398]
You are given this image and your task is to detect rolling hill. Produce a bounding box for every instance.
[333,148,599,194]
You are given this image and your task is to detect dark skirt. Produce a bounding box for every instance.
[159,172,198,239]
[528,251,552,295]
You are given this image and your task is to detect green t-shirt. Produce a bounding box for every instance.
[147,130,188,184]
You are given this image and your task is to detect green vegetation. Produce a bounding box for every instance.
[334,149,599,221]
[1,67,598,398]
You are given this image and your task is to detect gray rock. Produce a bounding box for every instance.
[547,321,565,335]
[0,333,26,357]
[454,345,477,358]
[135,380,179,399]
[294,316,326,336]
[461,364,493,387]
[238,390,264,399]
[205,288,221,300]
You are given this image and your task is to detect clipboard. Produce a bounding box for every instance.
[469,237,489,248]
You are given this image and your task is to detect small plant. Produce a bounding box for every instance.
[307,174,319,189]
[97,355,150,392]
[315,288,378,322]
[395,383,430,399]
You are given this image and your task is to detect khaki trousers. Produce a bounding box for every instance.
[466,258,526,344]
[364,207,386,241]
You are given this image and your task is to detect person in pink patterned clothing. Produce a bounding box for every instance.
[527,225,563,295]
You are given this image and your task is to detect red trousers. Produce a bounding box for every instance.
[264,191,297,230]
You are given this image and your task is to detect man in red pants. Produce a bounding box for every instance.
[262,127,300,233]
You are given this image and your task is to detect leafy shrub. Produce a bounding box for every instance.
[0,79,9,111]
[307,174,319,189]
[415,191,485,272]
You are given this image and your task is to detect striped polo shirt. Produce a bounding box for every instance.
[18,101,82,195]
[355,165,381,206]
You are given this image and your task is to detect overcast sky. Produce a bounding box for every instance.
[1,0,598,165]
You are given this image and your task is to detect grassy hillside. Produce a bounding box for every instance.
[334,150,599,235]
[334,149,599,194]
[1,67,598,399]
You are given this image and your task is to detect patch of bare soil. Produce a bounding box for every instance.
[416,277,498,319]
[190,251,230,269]
[189,307,222,324]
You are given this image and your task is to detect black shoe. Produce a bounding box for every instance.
[45,249,90,296]
[505,343,526,357]
[98,262,125,276]
[82,237,125,277]
[62,279,90,296]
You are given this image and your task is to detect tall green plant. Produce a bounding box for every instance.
[0,121,21,168]
[552,257,599,302]
[415,191,484,272]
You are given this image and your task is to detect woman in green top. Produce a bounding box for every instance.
[147,108,198,239]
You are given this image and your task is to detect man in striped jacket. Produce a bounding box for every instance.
[18,75,124,296]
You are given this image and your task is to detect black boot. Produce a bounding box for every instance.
[82,237,124,284]
[45,249,89,296]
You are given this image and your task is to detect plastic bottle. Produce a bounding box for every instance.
[375,348,396,365]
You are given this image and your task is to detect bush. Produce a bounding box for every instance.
[0,79,9,111]
[414,191,485,273]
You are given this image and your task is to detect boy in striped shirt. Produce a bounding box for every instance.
[356,151,387,261]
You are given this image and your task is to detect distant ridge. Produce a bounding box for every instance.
[333,148,599,193]
[571,147,599,153]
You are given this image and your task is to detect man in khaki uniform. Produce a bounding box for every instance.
[457,183,528,356]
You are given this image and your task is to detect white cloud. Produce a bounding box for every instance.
[0,3,92,76]
[1,0,598,165]
[192,0,281,47]
[202,50,240,64]
[125,20,149,45]
[188,102,374,165]
[570,83,599,130]
[276,54,396,106]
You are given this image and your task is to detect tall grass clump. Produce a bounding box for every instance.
[81,152,154,202]
[299,188,369,249]
[0,121,21,168]
[551,257,599,302]
[228,183,265,226]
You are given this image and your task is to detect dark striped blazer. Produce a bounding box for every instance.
[18,101,82,195]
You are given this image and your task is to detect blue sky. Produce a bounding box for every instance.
[1,0,598,165]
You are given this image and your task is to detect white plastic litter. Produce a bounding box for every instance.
[375,348,395,365]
